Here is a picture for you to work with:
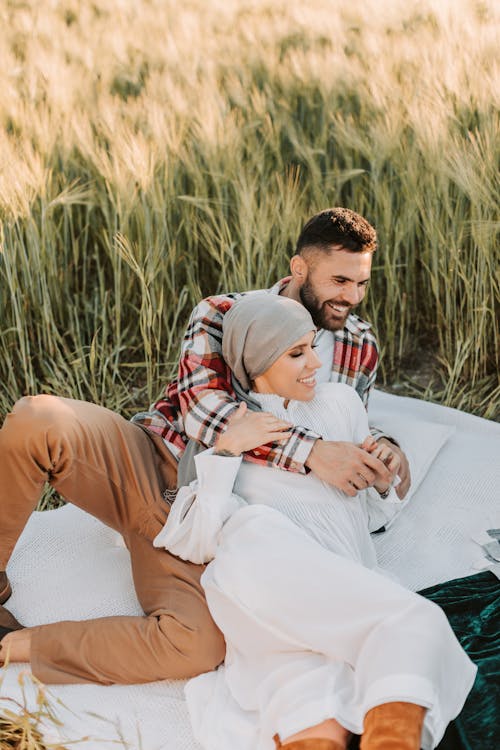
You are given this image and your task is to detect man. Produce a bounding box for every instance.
[0,206,408,685]
[134,206,410,497]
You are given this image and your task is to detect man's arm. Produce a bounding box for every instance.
[177,296,318,473]
[177,297,405,492]
[310,327,409,497]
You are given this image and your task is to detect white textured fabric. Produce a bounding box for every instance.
[191,505,475,750]
[181,384,475,750]
[312,329,335,383]
[1,390,498,749]
[235,383,401,564]
[370,391,500,591]
[365,418,455,531]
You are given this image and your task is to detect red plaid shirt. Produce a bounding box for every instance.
[132,278,379,472]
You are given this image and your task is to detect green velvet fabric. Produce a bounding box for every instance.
[419,571,500,750]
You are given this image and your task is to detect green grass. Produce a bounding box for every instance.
[1,0,499,437]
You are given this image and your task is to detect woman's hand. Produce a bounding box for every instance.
[216,402,293,456]
[360,435,402,496]
[377,438,411,499]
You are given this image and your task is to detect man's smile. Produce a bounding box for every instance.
[326,302,351,317]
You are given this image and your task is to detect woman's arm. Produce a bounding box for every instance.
[153,404,292,563]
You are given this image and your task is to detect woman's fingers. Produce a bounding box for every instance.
[372,445,395,466]
[386,455,401,476]
[360,435,377,452]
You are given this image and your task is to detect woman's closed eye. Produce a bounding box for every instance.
[289,344,318,358]
[289,348,311,358]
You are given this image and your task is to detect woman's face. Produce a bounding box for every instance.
[253,331,321,401]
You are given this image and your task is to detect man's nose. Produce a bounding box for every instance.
[343,283,365,305]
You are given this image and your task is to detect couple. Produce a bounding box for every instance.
[155,291,476,750]
[0,208,474,747]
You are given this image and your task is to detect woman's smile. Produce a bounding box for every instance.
[297,374,317,388]
[253,330,321,401]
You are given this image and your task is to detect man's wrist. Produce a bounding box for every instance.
[213,448,241,458]
[214,432,243,456]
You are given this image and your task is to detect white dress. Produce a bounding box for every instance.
[233,383,400,569]
[154,383,477,750]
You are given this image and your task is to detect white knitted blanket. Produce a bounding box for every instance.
[1,390,499,749]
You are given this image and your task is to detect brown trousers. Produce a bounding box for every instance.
[0,395,225,684]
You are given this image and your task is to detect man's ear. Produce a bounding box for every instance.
[290,254,308,283]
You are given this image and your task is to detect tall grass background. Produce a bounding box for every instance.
[0,3,498,740]
[1,0,499,434]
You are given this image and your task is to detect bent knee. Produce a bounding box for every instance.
[418,597,452,633]
[157,612,225,678]
[0,395,84,461]
[10,394,72,431]
[189,619,226,673]
[401,595,454,649]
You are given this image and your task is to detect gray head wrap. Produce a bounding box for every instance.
[222,292,316,397]
[177,292,315,487]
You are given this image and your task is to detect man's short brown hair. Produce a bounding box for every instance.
[296,207,377,255]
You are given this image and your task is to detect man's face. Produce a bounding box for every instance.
[297,247,373,331]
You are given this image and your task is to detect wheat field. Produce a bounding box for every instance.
[1,0,499,431]
[0,2,498,744]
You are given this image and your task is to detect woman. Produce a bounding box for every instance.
[155,293,476,750]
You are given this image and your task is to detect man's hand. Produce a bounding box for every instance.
[216,403,292,456]
[376,438,411,499]
[305,439,392,497]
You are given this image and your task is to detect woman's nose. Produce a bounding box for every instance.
[307,348,322,370]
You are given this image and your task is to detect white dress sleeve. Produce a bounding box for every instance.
[153,449,246,564]
[365,484,403,531]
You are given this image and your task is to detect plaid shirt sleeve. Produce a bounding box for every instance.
[177,296,318,473]
[357,329,399,444]
[358,329,379,408]
[364,342,388,441]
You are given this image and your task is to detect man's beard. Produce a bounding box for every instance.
[299,280,351,331]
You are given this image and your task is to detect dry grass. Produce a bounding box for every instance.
[0,708,58,750]
[0,671,66,750]
[0,0,499,444]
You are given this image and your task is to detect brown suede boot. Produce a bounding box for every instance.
[0,603,23,641]
[0,571,11,605]
[274,735,345,750]
[360,701,426,750]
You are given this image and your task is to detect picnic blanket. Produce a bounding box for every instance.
[1,390,499,749]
